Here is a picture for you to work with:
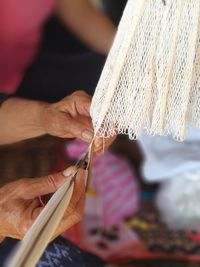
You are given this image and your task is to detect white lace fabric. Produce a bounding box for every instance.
[91,0,200,141]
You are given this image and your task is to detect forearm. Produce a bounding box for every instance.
[56,0,116,54]
[78,7,116,54]
[0,97,47,145]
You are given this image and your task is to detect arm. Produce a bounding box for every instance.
[0,97,46,145]
[56,0,116,54]
[0,91,93,145]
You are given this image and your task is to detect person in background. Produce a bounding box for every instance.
[0,0,116,102]
[0,2,116,265]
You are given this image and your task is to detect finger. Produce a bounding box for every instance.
[30,198,41,209]
[24,195,83,240]
[31,206,43,221]
[27,169,85,220]
[64,168,86,214]
[75,98,91,117]
[72,95,91,117]
[14,199,43,239]
[64,115,93,134]
[64,191,85,227]
[63,117,94,143]
[51,189,85,240]
[32,169,86,241]
[71,90,91,97]
[94,136,116,154]
[51,168,85,235]
[60,91,92,117]
[21,170,85,236]
[22,166,77,199]
[75,115,93,130]
[53,112,93,141]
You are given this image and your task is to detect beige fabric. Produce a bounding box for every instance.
[91,0,200,141]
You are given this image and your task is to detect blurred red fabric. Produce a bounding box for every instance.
[0,0,55,93]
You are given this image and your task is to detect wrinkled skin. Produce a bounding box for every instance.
[41,90,93,142]
[0,166,85,241]
[40,90,116,154]
[0,91,116,242]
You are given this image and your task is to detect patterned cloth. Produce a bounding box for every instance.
[37,237,105,267]
[0,237,104,267]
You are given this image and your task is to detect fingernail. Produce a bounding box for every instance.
[63,167,76,177]
[82,130,93,141]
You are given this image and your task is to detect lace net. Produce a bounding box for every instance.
[91,0,200,141]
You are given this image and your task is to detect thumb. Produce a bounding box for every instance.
[64,115,93,143]
[72,121,93,143]
[22,166,77,200]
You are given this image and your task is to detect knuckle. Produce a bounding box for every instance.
[71,90,88,100]
[72,90,85,96]
[77,90,86,95]
[46,174,59,191]
[59,97,69,106]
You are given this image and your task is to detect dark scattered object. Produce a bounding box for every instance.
[101,231,119,242]
[111,225,120,232]
[97,241,108,250]
[89,228,100,236]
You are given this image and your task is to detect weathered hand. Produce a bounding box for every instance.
[41,90,93,143]
[41,90,116,153]
[0,166,85,241]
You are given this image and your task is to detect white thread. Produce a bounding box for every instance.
[91,0,200,141]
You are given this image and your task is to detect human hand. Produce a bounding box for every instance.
[40,90,93,143]
[0,166,85,241]
[0,91,116,150]
[94,136,116,155]
[40,90,116,153]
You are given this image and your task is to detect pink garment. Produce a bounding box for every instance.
[67,140,140,226]
[0,0,56,93]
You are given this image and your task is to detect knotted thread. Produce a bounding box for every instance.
[91,0,200,141]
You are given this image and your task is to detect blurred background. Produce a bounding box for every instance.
[0,0,200,267]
